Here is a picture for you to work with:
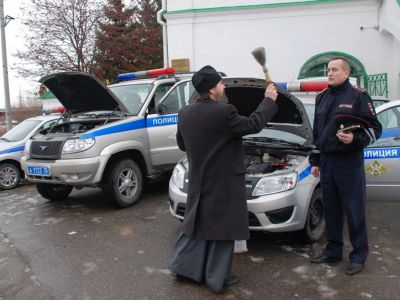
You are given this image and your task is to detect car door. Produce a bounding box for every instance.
[365,103,400,201]
[146,80,194,167]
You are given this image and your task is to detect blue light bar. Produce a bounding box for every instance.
[117,73,138,80]
[276,82,288,90]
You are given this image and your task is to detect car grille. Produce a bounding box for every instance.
[31,141,64,159]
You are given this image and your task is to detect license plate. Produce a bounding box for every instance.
[27,166,51,176]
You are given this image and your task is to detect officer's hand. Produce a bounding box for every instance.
[311,166,320,178]
[336,131,354,144]
[265,84,278,102]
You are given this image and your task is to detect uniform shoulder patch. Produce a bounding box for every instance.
[352,85,366,93]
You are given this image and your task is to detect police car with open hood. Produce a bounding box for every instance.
[169,77,325,242]
[21,68,194,207]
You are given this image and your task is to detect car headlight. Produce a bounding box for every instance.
[24,140,32,158]
[252,172,297,196]
[171,163,185,189]
[62,138,95,154]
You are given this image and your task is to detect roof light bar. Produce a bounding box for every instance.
[276,81,328,92]
[41,106,65,115]
[118,67,175,81]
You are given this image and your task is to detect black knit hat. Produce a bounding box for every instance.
[192,65,222,94]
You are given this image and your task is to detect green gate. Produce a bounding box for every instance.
[368,73,388,98]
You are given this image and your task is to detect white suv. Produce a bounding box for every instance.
[21,68,196,207]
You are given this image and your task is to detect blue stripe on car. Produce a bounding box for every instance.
[81,115,178,139]
[0,145,24,155]
[298,165,312,181]
[364,147,400,159]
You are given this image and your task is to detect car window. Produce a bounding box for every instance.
[109,83,152,114]
[36,119,63,132]
[303,103,315,126]
[367,105,400,148]
[372,99,388,109]
[377,106,400,129]
[156,81,194,115]
[147,83,175,114]
[367,132,400,148]
[1,119,41,142]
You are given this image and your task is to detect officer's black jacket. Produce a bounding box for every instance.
[309,79,382,167]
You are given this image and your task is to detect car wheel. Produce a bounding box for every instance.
[103,159,143,208]
[36,183,73,201]
[0,163,21,190]
[301,188,325,242]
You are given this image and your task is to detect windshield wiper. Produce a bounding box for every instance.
[0,137,10,142]
[243,136,312,150]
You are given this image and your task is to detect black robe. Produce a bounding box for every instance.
[176,97,277,240]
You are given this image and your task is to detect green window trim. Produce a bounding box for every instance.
[298,51,369,89]
[166,0,351,15]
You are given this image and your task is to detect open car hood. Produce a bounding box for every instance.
[40,72,128,114]
[223,78,313,141]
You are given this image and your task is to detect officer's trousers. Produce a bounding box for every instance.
[320,153,368,264]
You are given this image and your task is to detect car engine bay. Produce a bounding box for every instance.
[244,144,309,175]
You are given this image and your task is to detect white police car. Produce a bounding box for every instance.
[364,99,400,201]
[0,114,63,190]
[169,78,325,242]
[21,68,199,207]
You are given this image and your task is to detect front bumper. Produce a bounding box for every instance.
[20,155,109,185]
[169,178,313,233]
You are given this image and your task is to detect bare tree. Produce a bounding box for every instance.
[15,0,104,77]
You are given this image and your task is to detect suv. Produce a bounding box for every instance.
[21,68,195,207]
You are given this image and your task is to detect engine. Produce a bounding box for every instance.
[244,146,301,175]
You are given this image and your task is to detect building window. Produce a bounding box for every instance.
[298,51,368,89]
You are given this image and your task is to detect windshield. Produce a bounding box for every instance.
[109,83,152,114]
[303,103,315,126]
[1,119,41,142]
[244,128,311,147]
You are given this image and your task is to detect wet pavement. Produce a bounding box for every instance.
[0,181,399,299]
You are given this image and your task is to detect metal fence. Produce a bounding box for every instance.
[368,73,388,98]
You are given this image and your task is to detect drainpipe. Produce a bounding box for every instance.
[157,0,168,68]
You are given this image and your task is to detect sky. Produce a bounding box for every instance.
[0,0,41,109]
[0,0,135,110]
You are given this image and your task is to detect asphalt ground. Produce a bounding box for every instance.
[0,181,399,299]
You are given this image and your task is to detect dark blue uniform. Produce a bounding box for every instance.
[309,78,382,264]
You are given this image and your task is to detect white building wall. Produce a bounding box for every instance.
[165,0,400,99]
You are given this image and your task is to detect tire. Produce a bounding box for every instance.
[300,188,325,242]
[36,183,73,201]
[102,159,143,208]
[0,163,21,190]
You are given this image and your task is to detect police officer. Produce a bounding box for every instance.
[309,57,382,275]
